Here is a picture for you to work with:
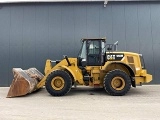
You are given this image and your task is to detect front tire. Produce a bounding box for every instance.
[103,69,131,96]
[45,70,72,96]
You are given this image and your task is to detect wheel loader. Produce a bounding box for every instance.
[7,38,152,97]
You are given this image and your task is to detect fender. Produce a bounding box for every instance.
[115,62,135,77]
[106,62,135,77]
[60,65,84,84]
[105,62,136,87]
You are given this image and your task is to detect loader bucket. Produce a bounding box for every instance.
[7,68,44,98]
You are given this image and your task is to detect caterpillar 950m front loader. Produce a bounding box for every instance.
[7,38,152,97]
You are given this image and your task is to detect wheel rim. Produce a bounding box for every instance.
[51,77,65,90]
[111,77,125,90]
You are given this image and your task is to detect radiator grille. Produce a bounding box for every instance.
[127,56,136,73]
[127,56,134,63]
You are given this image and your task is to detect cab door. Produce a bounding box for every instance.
[86,40,102,66]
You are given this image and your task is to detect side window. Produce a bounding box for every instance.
[101,41,105,54]
[79,41,87,59]
[88,41,100,54]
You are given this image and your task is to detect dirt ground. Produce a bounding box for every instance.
[0,85,160,120]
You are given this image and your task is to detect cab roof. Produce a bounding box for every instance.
[81,38,106,42]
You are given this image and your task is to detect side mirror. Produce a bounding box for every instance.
[81,59,87,67]
[107,47,112,51]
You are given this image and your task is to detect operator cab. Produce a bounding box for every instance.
[78,38,106,67]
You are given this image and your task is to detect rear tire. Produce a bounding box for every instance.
[45,70,72,96]
[103,69,131,96]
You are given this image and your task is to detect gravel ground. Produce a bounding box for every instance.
[0,85,160,120]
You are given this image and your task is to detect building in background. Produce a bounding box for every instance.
[0,0,159,86]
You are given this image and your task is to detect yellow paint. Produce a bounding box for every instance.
[36,51,152,90]
[51,76,65,90]
[111,77,125,90]
[36,58,84,89]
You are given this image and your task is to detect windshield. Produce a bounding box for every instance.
[78,41,87,60]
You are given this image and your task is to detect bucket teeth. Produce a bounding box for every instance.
[7,68,44,98]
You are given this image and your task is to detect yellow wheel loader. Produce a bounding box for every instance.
[7,38,152,97]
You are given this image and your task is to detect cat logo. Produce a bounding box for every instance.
[107,53,124,61]
[107,55,116,60]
